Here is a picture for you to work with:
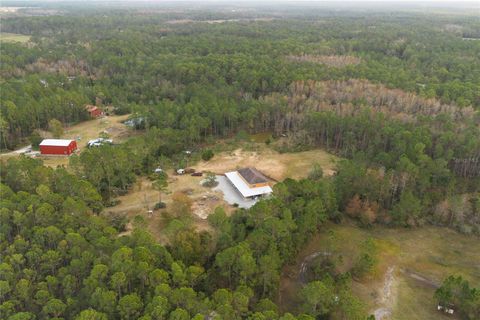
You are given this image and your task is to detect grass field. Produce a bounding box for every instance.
[279,222,480,319]
[0,32,30,43]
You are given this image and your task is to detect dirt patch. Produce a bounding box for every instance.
[106,174,229,242]
[401,269,440,289]
[373,266,397,320]
[191,193,221,219]
[197,147,338,181]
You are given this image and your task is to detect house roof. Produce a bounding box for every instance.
[225,171,272,198]
[237,167,268,184]
[39,139,75,147]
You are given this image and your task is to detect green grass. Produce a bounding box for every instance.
[0,32,30,43]
[280,222,480,319]
[250,132,273,143]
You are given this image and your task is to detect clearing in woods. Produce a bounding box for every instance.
[0,32,30,43]
[0,114,132,167]
[106,175,226,243]
[107,144,339,242]
[39,114,131,167]
[279,222,480,320]
[197,146,338,181]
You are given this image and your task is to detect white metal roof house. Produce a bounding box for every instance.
[224,167,273,199]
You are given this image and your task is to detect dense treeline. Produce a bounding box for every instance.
[0,156,368,319]
[1,9,479,148]
[1,5,480,319]
[4,6,477,233]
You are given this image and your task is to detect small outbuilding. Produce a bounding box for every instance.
[39,139,77,156]
[85,105,103,118]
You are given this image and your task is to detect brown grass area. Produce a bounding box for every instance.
[196,147,338,181]
[39,114,132,168]
[105,175,227,243]
[279,222,480,319]
[106,145,338,242]
[286,54,362,67]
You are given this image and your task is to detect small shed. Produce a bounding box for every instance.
[85,105,103,118]
[39,139,77,156]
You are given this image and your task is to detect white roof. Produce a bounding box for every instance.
[225,171,273,198]
[39,139,74,147]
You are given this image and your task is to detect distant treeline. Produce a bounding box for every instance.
[1,10,479,148]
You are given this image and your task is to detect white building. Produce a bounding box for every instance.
[224,167,273,199]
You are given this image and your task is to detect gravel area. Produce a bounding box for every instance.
[213,175,259,209]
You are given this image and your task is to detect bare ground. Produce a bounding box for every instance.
[196,147,338,181]
[105,175,227,243]
[373,266,397,320]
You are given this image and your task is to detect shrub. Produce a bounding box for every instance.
[105,212,128,231]
[308,162,324,180]
[202,149,214,161]
[235,130,250,142]
[202,172,218,187]
[29,131,43,150]
[154,202,166,210]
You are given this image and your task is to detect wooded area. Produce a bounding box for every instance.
[0,2,479,320]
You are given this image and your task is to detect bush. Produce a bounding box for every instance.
[202,172,218,187]
[308,162,324,180]
[29,131,43,149]
[235,130,250,142]
[105,212,128,231]
[154,202,166,210]
[202,149,214,161]
[351,238,378,279]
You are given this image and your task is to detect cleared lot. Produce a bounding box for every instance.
[40,114,131,167]
[197,147,338,181]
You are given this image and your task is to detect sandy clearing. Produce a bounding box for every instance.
[105,174,228,242]
[196,148,338,181]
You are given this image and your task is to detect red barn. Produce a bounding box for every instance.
[85,105,103,118]
[39,139,77,156]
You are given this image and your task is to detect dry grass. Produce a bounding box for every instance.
[286,54,362,68]
[38,114,131,168]
[196,146,338,181]
[105,175,227,243]
[0,32,30,43]
[106,144,338,242]
[279,222,480,319]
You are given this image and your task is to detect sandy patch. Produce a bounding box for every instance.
[196,148,338,181]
